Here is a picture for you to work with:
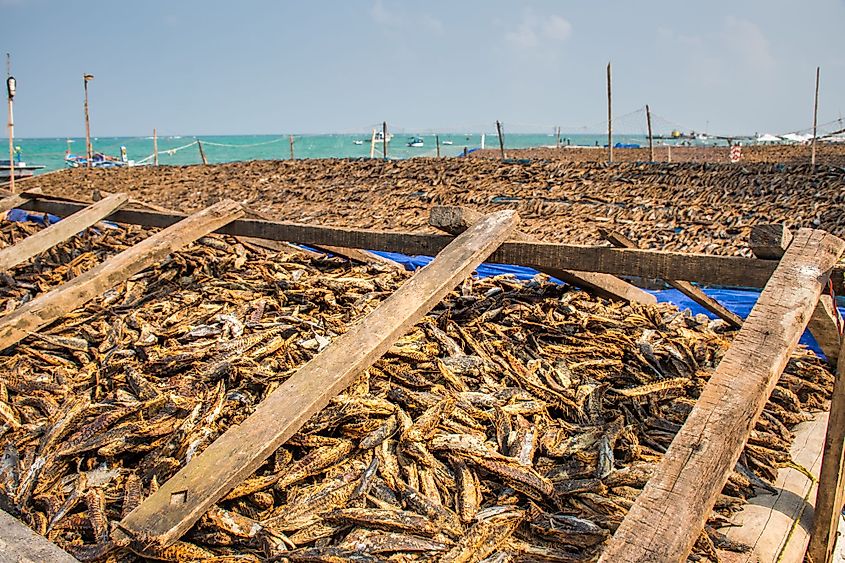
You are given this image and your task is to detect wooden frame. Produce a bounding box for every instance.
[0,193,844,561]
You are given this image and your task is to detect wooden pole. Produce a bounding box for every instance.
[598,229,845,563]
[83,74,93,167]
[197,140,208,165]
[496,120,506,159]
[6,54,14,194]
[153,128,158,166]
[556,126,561,149]
[435,134,440,158]
[289,135,294,160]
[369,129,376,159]
[382,121,388,160]
[646,104,654,162]
[809,336,845,563]
[667,144,672,163]
[115,210,520,548]
[812,66,820,166]
[607,62,613,163]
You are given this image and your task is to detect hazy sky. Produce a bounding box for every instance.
[3,0,844,137]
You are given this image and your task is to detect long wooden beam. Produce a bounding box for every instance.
[0,200,244,352]
[599,228,743,328]
[0,508,80,563]
[0,192,128,273]
[808,336,845,563]
[114,210,520,548]
[750,223,842,366]
[430,205,655,304]
[0,187,41,214]
[599,228,845,563]
[17,195,810,290]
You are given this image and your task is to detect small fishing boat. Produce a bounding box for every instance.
[0,159,45,181]
[442,140,453,145]
[65,145,130,168]
[371,130,393,144]
[407,136,424,148]
[352,140,364,145]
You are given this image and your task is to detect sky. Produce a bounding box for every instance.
[2,0,844,137]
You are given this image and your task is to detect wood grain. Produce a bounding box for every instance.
[598,228,845,563]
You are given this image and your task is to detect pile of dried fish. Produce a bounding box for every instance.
[0,218,833,561]
[23,152,845,257]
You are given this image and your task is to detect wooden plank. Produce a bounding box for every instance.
[0,193,128,273]
[750,223,842,366]
[598,228,845,563]
[808,336,845,563]
[599,228,743,328]
[719,412,827,563]
[749,223,794,259]
[0,200,244,352]
[18,196,845,291]
[0,508,80,563]
[0,187,41,214]
[430,205,655,304]
[114,210,520,548]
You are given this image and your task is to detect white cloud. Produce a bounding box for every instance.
[722,16,775,71]
[505,10,572,50]
[371,0,401,27]
[421,15,445,35]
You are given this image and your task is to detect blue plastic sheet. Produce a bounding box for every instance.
[6,208,61,225]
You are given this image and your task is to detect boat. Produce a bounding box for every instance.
[65,145,131,168]
[352,140,364,145]
[407,136,424,148]
[442,140,453,145]
[0,159,45,181]
[371,130,393,144]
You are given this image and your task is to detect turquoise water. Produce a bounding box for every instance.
[10,132,708,174]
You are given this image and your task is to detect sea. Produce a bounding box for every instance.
[10,132,702,175]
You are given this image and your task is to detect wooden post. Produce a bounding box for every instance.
[607,62,613,163]
[496,120,506,159]
[83,74,93,167]
[6,53,14,194]
[0,200,244,352]
[812,66,820,166]
[667,143,672,163]
[430,206,655,305]
[598,228,845,563]
[289,135,294,160]
[435,134,440,158]
[556,126,561,149]
[646,104,654,162]
[197,140,208,165]
[369,129,376,159]
[0,187,40,214]
[382,121,388,159]
[463,146,467,157]
[809,336,845,563]
[0,508,80,562]
[153,128,158,166]
[114,210,520,548]
[600,228,742,328]
[0,193,128,273]
[750,223,842,366]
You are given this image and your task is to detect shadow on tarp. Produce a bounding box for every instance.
[3,208,832,359]
[372,251,836,358]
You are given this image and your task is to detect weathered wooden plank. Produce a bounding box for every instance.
[430,205,655,304]
[0,508,80,563]
[750,223,842,366]
[599,228,743,328]
[0,200,244,352]
[598,228,845,563]
[0,193,128,273]
[114,210,520,548]
[808,337,845,563]
[750,223,794,259]
[0,187,41,214]
[18,195,845,291]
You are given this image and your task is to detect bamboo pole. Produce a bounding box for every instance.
[435,134,440,158]
[6,54,14,194]
[370,129,376,159]
[382,121,388,160]
[83,74,93,167]
[667,144,672,163]
[197,140,208,165]
[496,120,506,159]
[812,66,820,166]
[607,62,613,163]
[153,128,158,166]
[556,126,561,149]
[289,135,294,160]
[646,105,654,162]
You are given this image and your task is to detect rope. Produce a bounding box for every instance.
[200,137,288,148]
[135,140,199,165]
